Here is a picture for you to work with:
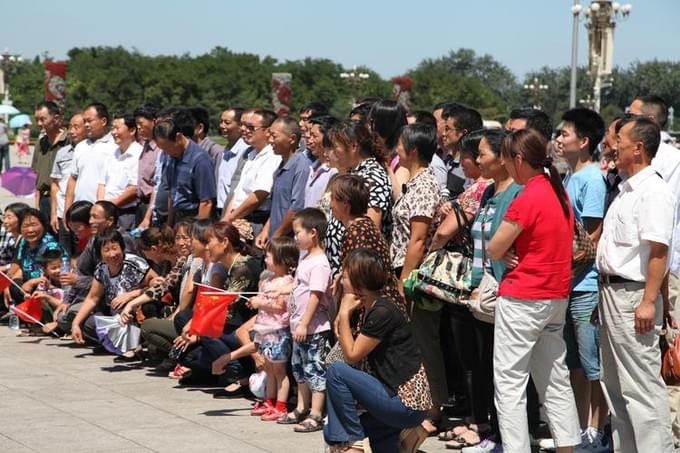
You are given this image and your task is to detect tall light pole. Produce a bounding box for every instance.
[584,1,632,112]
[340,66,369,106]
[569,1,582,108]
[0,49,23,123]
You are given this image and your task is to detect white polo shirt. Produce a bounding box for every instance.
[71,133,117,202]
[99,141,143,209]
[652,141,680,276]
[597,165,676,281]
[230,145,281,212]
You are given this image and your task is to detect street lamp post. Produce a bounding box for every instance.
[0,49,23,123]
[523,77,549,110]
[584,1,632,112]
[340,66,369,106]
[570,1,582,108]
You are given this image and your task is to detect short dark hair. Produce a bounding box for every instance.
[293,208,327,242]
[368,99,408,151]
[350,97,381,123]
[253,109,277,128]
[433,101,466,113]
[266,237,299,273]
[308,115,339,148]
[327,120,372,159]
[330,174,369,216]
[635,95,668,129]
[509,108,553,141]
[191,218,213,245]
[65,200,93,225]
[344,248,387,292]
[561,108,606,155]
[113,112,137,131]
[223,106,244,123]
[19,208,48,232]
[407,110,437,127]
[94,228,126,261]
[4,202,30,221]
[39,248,63,265]
[35,100,62,116]
[153,108,196,141]
[443,106,483,135]
[133,103,159,121]
[85,102,110,124]
[95,200,119,224]
[299,102,329,118]
[400,123,437,164]
[479,129,507,156]
[460,129,485,160]
[273,116,301,140]
[189,106,211,135]
[618,115,661,159]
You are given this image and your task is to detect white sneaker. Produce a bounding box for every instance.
[536,437,556,451]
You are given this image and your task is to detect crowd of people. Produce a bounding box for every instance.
[0,94,679,453]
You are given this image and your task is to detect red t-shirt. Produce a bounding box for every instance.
[498,175,574,300]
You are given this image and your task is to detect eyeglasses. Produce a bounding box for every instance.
[243,124,266,132]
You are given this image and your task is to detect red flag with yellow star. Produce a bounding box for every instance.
[190,292,239,338]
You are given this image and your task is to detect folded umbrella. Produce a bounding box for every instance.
[94,314,141,355]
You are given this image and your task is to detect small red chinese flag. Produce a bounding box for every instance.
[13,295,43,324]
[0,271,13,292]
[190,292,239,338]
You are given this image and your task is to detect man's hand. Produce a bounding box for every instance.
[60,272,78,287]
[50,215,59,235]
[635,299,656,336]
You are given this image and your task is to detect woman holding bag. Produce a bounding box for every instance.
[486,128,580,453]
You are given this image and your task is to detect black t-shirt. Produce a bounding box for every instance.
[360,298,421,391]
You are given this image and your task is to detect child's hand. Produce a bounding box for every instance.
[32,290,47,301]
[293,324,308,342]
[248,295,262,309]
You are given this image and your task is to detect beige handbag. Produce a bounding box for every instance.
[468,206,498,324]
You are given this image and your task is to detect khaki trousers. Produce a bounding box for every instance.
[599,281,674,453]
[494,296,580,453]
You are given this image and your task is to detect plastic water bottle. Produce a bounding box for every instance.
[61,256,71,293]
[9,308,19,330]
[129,227,146,238]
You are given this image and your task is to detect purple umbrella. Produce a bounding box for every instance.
[1,167,36,196]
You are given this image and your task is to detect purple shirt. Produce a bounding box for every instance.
[137,140,160,200]
[304,160,337,208]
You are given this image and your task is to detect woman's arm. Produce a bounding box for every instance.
[71,279,105,344]
[337,294,380,364]
[430,208,470,251]
[398,217,431,289]
[486,220,523,261]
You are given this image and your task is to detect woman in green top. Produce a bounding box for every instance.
[439,129,522,449]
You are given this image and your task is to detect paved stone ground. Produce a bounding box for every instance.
[0,327,456,453]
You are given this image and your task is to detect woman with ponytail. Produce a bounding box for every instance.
[486,128,580,452]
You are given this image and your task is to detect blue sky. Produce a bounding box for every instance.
[3,0,678,80]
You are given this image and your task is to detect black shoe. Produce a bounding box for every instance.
[92,344,109,355]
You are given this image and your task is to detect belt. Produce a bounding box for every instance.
[599,274,639,285]
[119,206,137,215]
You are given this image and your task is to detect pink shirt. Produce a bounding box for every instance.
[252,273,294,335]
[289,253,332,333]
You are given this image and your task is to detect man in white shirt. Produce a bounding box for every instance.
[224,109,281,236]
[64,103,117,212]
[216,107,250,216]
[596,116,675,452]
[50,112,87,254]
[97,113,143,231]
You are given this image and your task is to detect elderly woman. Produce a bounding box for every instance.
[71,228,158,349]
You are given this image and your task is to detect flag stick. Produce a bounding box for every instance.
[0,270,28,296]
[194,282,261,295]
[10,305,60,338]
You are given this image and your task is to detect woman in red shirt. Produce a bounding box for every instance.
[486,128,580,453]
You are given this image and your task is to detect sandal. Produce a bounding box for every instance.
[444,424,490,449]
[294,414,324,433]
[168,364,191,379]
[277,408,310,425]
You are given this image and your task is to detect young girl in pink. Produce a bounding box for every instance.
[250,237,299,421]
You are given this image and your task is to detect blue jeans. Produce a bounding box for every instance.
[324,362,426,453]
[564,291,601,380]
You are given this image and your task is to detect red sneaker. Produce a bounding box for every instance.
[251,401,273,416]
[261,407,287,421]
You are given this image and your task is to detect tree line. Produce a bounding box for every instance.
[9,46,680,132]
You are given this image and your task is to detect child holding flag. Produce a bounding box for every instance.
[249,237,298,421]
[279,208,333,433]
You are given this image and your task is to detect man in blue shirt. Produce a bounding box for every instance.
[254,117,311,249]
[153,109,216,224]
[556,108,608,452]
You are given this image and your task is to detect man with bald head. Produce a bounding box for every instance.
[254,117,311,248]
